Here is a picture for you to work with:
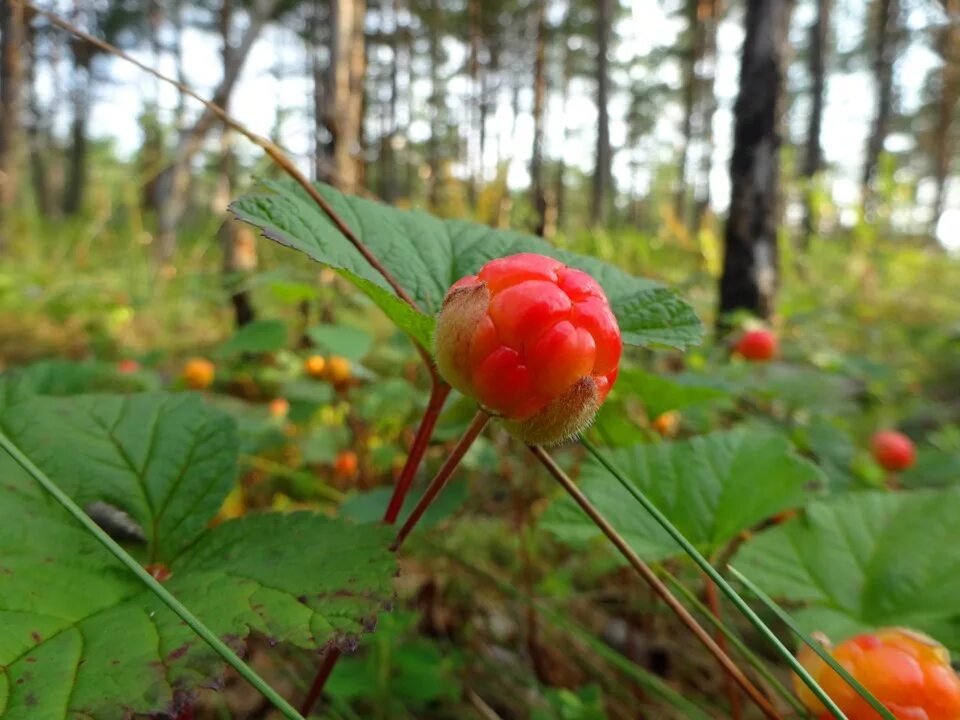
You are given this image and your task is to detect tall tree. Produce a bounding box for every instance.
[529,0,549,236]
[0,0,25,247]
[692,0,722,228]
[153,0,283,262]
[861,0,900,216]
[800,0,831,243]
[675,0,703,223]
[930,0,959,236]
[718,0,794,322]
[592,0,612,226]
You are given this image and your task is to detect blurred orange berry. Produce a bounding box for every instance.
[796,628,960,720]
[183,358,215,389]
[652,410,681,437]
[333,450,358,479]
[325,356,352,385]
[269,397,290,419]
[304,355,327,378]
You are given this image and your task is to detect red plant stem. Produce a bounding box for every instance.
[299,647,342,717]
[705,573,742,720]
[383,382,452,524]
[391,410,491,552]
[529,445,782,720]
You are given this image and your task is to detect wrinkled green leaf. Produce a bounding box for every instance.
[230,179,701,350]
[0,392,396,719]
[542,430,821,562]
[734,488,960,651]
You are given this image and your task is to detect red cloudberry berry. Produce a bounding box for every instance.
[435,253,622,445]
[734,328,778,361]
[872,430,916,472]
[796,628,960,720]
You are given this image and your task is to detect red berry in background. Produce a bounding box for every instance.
[734,328,778,361]
[796,628,960,720]
[435,253,622,445]
[333,450,358,479]
[872,430,916,472]
[117,359,140,373]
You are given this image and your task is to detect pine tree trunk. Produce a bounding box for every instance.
[592,0,612,227]
[801,0,830,244]
[930,0,959,237]
[530,0,548,236]
[24,15,52,217]
[693,0,721,229]
[153,0,279,262]
[0,0,25,245]
[675,0,703,225]
[427,0,443,206]
[63,50,91,216]
[861,0,899,216]
[718,0,794,323]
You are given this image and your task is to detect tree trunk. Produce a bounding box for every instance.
[0,0,25,245]
[675,0,703,225]
[427,0,443,206]
[554,39,572,231]
[930,0,959,237]
[718,0,794,323]
[153,0,280,262]
[801,0,830,244]
[467,0,481,197]
[24,15,52,217]
[378,0,401,202]
[592,0,612,227]
[693,0,721,229]
[861,0,899,216]
[529,0,548,236]
[63,48,92,216]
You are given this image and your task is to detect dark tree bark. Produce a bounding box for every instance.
[24,15,53,217]
[0,0,25,245]
[801,0,830,243]
[63,46,92,216]
[529,0,548,236]
[427,0,443,207]
[930,0,959,236]
[718,0,794,323]
[861,0,900,216]
[592,0,612,227]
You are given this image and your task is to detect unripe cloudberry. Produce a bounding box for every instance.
[183,358,215,390]
[304,355,326,378]
[333,450,359,479]
[435,253,622,445]
[796,628,960,720]
[872,430,916,472]
[734,328,778,362]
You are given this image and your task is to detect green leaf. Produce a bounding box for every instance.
[218,319,288,357]
[733,488,960,651]
[900,447,960,488]
[229,179,702,350]
[0,393,397,719]
[612,369,729,418]
[542,430,821,562]
[307,323,374,361]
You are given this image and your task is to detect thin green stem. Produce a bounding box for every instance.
[0,430,305,720]
[729,566,897,720]
[580,436,845,720]
[660,567,807,716]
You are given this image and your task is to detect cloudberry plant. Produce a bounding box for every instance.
[734,328,778,362]
[325,356,352,385]
[872,430,916,472]
[796,629,960,720]
[435,253,622,445]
